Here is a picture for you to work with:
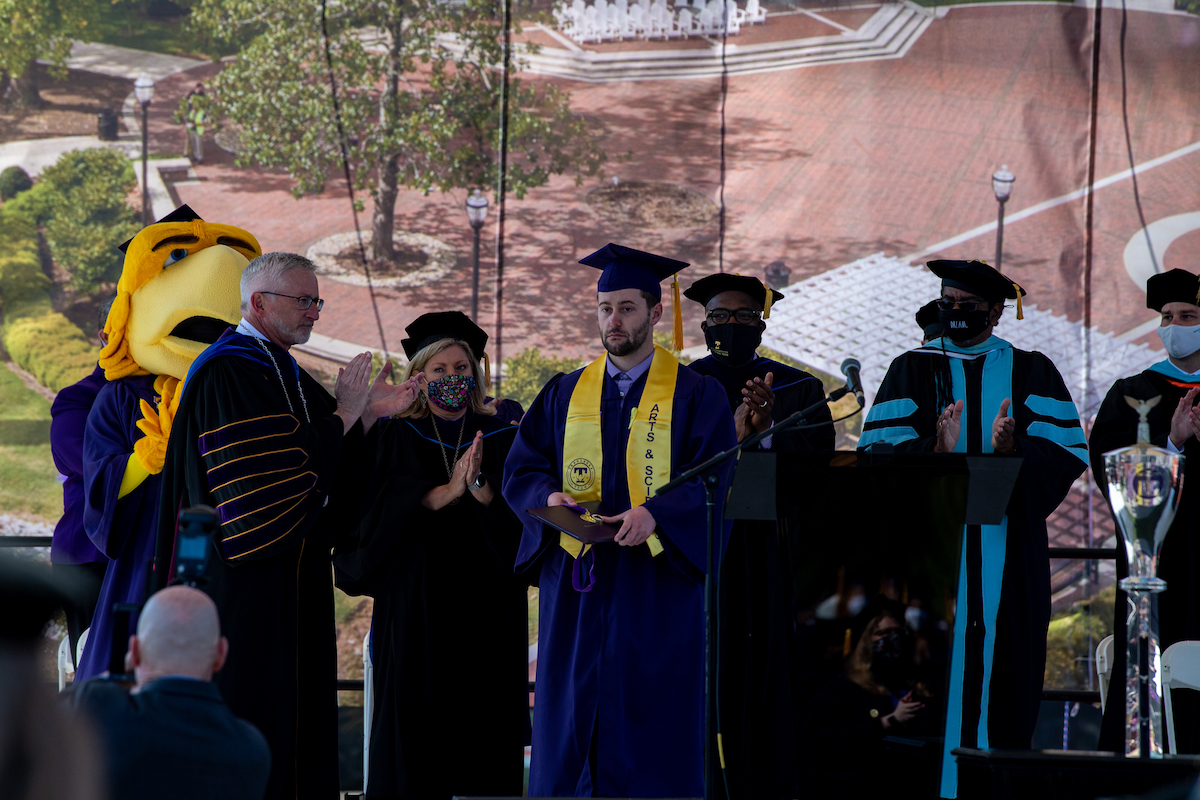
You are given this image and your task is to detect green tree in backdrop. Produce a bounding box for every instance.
[0,0,99,108]
[38,148,141,296]
[188,0,606,263]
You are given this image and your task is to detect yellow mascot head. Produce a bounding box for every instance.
[99,205,263,381]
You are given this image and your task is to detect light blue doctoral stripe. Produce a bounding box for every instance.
[1025,394,1080,421]
[866,398,918,422]
[950,357,968,453]
[858,426,919,448]
[1027,421,1089,463]
[938,518,1010,799]
[1147,359,1200,383]
[940,535,970,799]
[977,519,1009,751]
[978,347,1013,455]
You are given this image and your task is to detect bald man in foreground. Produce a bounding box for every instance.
[70,586,271,800]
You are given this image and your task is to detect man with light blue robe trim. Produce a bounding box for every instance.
[858,260,1087,798]
[1092,268,1200,754]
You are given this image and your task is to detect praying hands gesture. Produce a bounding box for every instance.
[422,431,493,510]
[1169,387,1200,449]
[334,352,373,433]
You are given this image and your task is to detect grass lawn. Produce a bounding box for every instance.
[0,366,51,420]
[0,444,62,522]
[91,7,237,60]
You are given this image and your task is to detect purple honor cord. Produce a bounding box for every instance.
[571,548,596,592]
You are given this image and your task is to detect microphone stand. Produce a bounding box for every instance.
[654,384,855,800]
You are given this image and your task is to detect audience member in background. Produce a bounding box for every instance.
[50,297,113,665]
[801,607,937,795]
[70,585,270,800]
[0,557,104,800]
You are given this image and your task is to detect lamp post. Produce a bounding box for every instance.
[992,164,1015,272]
[465,189,489,322]
[134,73,155,225]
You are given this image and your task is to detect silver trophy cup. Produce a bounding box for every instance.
[1103,443,1183,758]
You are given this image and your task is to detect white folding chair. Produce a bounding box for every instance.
[1096,634,1115,712]
[362,627,373,793]
[674,7,693,37]
[58,636,75,692]
[76,626,90,669]
[744,0,766,23]
[1163,640,1200,754]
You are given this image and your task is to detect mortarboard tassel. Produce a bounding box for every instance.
[842,628,852,656]
[672,273,683,352]
[481,352,492,392]
[1013,283,1024,320]
[762,280,774,320]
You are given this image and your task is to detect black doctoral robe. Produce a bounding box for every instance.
[858,335,1088,798]
[154,329,367,800]
[333,410,528,799]
[688,353,833,800]
[1090,360,1200,753]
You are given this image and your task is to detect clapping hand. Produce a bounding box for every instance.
[1170,387,1200,449]
[992,398,1015,454]
[934,400,963,453]
[361,364,423,432]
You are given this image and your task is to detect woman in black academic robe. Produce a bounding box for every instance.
[334,321,528,800]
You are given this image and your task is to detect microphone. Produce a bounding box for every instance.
[841,357,864,407]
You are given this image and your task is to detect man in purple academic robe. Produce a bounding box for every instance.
[50,301,112,665]
[503,244,737,797]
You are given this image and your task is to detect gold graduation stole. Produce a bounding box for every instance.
[560,345,678,559]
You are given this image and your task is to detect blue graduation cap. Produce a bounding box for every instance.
[580,243,690,350]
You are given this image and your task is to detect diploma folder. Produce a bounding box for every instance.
[527,502,621,545]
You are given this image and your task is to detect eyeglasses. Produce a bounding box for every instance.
[936,299,987,312]
[706,308,761,325]
[261,291,323,311]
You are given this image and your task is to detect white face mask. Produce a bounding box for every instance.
[1158,322,1200,360]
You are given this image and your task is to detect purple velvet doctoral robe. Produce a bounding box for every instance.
[502,354,737,797]
[50,364,107,566]
[77,374,162,680]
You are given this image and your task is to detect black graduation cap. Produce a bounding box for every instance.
[117,204,203,253]
[915,299,945,340]
[0,556,81,646]
[401,311,488,361]
[580,243,689,302]
[1145,269,1200,311]
[927,259,1025,319]
[683,273,784,320]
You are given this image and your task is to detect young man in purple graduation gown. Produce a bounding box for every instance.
[502,244,738,797]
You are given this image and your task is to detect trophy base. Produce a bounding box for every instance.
[1119,577,1167,593]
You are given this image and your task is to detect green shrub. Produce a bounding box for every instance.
[38,149,140,296]
[0,199,97,394]
[0,167,33,201]
[0,211,53,321]
[502,347,583,410]
[3,312,97,392]
[2,181,53,226]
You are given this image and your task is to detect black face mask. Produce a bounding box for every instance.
[871,631,907,676]
[937,307,990,342]
[705,323,761,366]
